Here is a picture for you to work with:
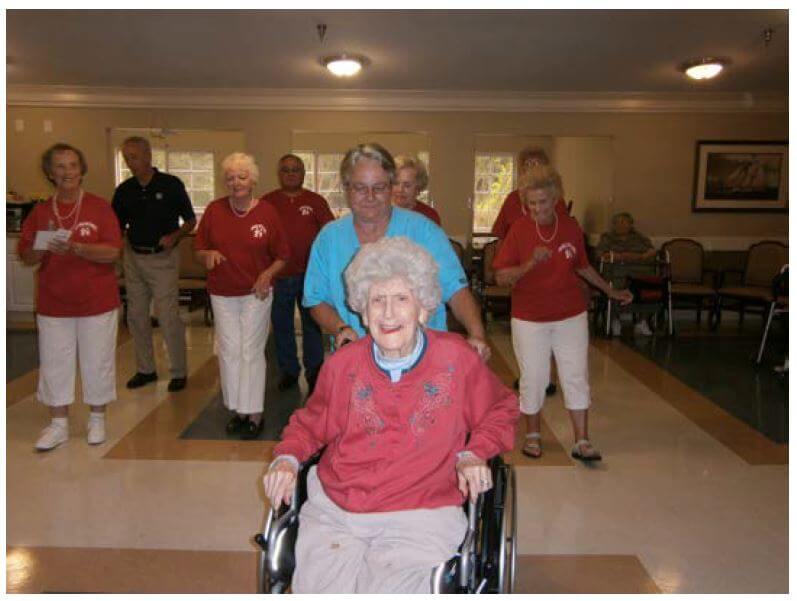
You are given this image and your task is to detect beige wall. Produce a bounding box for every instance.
[7,105,787,241]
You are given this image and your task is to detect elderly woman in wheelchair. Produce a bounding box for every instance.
[262,236,518,594]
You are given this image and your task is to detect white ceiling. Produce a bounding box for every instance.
[6,9,788,94]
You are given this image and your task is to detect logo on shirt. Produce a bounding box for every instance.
[558,242,577,260]
[299,205,314,216]
[155,192,163,200]
[75,221,98,238]
[250,224,267,239]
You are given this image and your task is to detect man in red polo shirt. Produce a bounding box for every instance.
[262,154,335,395]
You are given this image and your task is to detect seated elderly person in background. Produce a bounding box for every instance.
[263,236,518,594]
[303,143,489,360]
[391,154,441,226]
[595,212,657,337]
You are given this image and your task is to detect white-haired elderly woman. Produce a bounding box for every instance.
[493,165,632,462]
[391,154,441,225]
[303,142,489,360]
[264,236,518,593]
[194,152,290,439]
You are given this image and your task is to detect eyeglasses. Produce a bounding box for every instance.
[347,182,391,197]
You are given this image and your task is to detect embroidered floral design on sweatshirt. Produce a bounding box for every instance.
[350,381,384,435]
[409,369,454,437]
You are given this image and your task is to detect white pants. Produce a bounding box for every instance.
[292,467,467,594]
[210,293,271,415]
[512,311,591,415]
[36,309,119,407]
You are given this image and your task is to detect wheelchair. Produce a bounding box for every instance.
[254,453,517,594]
[597,250,672,337]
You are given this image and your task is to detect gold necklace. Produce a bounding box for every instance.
[52,189,84,231]
[535,213,558,244]
[229,196,257,218]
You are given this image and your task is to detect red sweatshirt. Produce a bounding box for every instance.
[274,329,518,513]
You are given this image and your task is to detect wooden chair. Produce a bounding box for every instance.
[178,236,212,325]
[756,264,788,365]
[479,240,511,321]
[714,240,787,328]
[661,238,718,327]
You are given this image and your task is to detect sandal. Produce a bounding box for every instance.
[571,439,602,462]
[522,432,542,458]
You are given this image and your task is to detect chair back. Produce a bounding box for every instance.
[744,241,787,287]
[772,265,788,299]
[482,240,500,286]
[662,238,704,284]
[179,236,207,279]
[449,238,466,268]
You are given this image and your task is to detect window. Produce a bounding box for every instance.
[472,153,515,234]
[115,148,215,210]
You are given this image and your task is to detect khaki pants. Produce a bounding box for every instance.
[123,242,187,378]
[292,467,467,594]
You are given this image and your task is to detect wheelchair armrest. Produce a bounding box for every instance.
[458,496,481,588]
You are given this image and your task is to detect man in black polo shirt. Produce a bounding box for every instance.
[113,136,196,392]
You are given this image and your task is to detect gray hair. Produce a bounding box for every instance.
[122,136,152,153]
[221,152,260,185]
[394,154,429,192]
[518,164,564,201]
[340,143,396,187]
[345,236,441,316]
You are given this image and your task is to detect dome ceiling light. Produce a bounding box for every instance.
[681,57,727,80]
[323,54,364,78]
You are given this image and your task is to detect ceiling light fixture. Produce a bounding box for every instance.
[323,54,364,77]
[682,57,726,80]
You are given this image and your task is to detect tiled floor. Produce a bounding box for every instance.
[5,310,788,593]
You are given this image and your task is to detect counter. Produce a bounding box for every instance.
[7,234,36,313]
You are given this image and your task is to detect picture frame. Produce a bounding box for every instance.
[692,141,788,212]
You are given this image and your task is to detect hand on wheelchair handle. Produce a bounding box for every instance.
[456,456,492,503]
[611,288,634,305]
[263,462,298,509]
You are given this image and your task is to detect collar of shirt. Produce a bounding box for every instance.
[372,328,427,383]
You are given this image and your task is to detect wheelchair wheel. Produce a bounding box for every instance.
[496,463,517,594]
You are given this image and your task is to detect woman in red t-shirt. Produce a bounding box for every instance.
[194,152,290,440]
[18,143,123,452]
[493,166,632,462]
[391,154,442,226]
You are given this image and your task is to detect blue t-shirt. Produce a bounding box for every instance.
[303,207,468,335]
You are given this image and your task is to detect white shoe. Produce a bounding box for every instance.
[87,418,106,445]
[634,320,653,336]
[35,424,68,451]
[611,318,622,337]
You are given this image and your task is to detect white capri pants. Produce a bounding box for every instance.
[292,466,468,594]
[512,311,591,415]
[36,308,119,408]
[210,293,272,415]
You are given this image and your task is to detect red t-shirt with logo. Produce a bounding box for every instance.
[490,189,569,239]
[194,197,291,296]
[411,201,442,226]
[492,214,589,322]
[260,189,335,278]
[18,192,122,317]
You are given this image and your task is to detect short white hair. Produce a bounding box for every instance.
[221,152,260,185]
[345,237,441,315]
[394,155,429,192]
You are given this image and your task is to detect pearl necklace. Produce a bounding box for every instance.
[535,213,558,244]
[52,189,84,231]
[229,196,257,218]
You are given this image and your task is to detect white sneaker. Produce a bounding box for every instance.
[87,418,106,446]
[35,424,68,451]
[611,317,622,336]
[634,320,653,336]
